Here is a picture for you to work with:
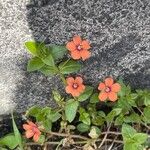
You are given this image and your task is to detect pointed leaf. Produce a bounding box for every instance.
[106,108,122,123]
[77,123,90,133]
[25,41,40,56]
[78,86,94,102]
[133,133,148,145]
[79,112,91,125]
[25,41,48,57]
[48,45,67,60]
[90,93,99,103]
[88,126,101,139]
[11,114,23,150]
[27,57,44,72]
[59,60,81,74]
[0,134,18,149]
[122,124,136,141]
[26,106,41,117]
[39,65,58,76]
[65,99,79,122]
[41,54,55,66]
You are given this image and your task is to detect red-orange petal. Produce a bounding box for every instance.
[80,50,91,60]
[66,41,76,51]
[33,133,40,142]
[23,124,32,130]
[71,89,81,97]
[27,121,37,127]
[98,92,108,101]
[104,78,114,86]
[66,77,75,85]
[108,92,117,101]
[77,84,85,93]
[25,130,34,138]
[73,35,82,45]
[111,83,121,92]
[98,82,106,91]
[75,77,83,84]
[71,50,81,60]
[81,40,91,50]
[65,85,73,94]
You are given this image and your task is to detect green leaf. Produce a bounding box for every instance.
[59,60,81,74]
[26,106,41,117]
[133,133,148,145]
[122,125,148,150]
[79,112,91,125]
[43,120,52,131]
[11,114,23,150]
[39,65,58,76]
[52,90,62,102]
[51,112,61,122]
[116,97,136,113]
[143,90,150,106]
[142,90,150,106]
[0,148,8,150]
[41,107,52,118]
[36,107,51,122]
[88,126,101,139]
[78,86,94,102]
[90,93,99,103]
[122,124,137,141]
[130,93,138,100]
[65,99,79,122]
[115,114,124,125]
[106,108,122,123]
[77,123,90,133]
[92,115,104,126]
[48,45,67,60]
[41,54,55,66]
[124,142,139,150]
[142,106,150,123]
[36,113,44,122]
[25,41,49,57]
[27,57,45,72]
[118,79,131,97]
[25,41,40,56]
[98,111,106,118]
[144,97,150,106]
[37,135,45,144]
[124,113,141,123]
[136,89,150,106]
[144,136,150,148]
[0,134,18,149]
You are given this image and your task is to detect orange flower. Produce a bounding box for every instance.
[23,121,41,142]
[65,77,85,97]
[98,78,121,102]
[66,35,91,60]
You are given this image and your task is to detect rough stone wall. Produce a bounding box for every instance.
[0,0,150,114]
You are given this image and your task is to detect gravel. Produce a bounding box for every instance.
[0,0,150,115]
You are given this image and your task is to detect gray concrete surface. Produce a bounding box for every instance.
[0,0,150,115]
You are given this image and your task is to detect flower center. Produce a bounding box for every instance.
[32,127,37,133]
[72,83,78,89]
[77,45,82,51]
[105,87,111,93]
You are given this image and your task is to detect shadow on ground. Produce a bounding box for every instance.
[15,0,150,112]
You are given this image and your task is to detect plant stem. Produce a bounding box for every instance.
[98,123,112,148]
[41,130,122,141]
[26,138,123,147]
[141,122,150,130]
[96,138,123,144]
[40,129,89,140]
[59,73,67,85]
[101,131,121,135]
